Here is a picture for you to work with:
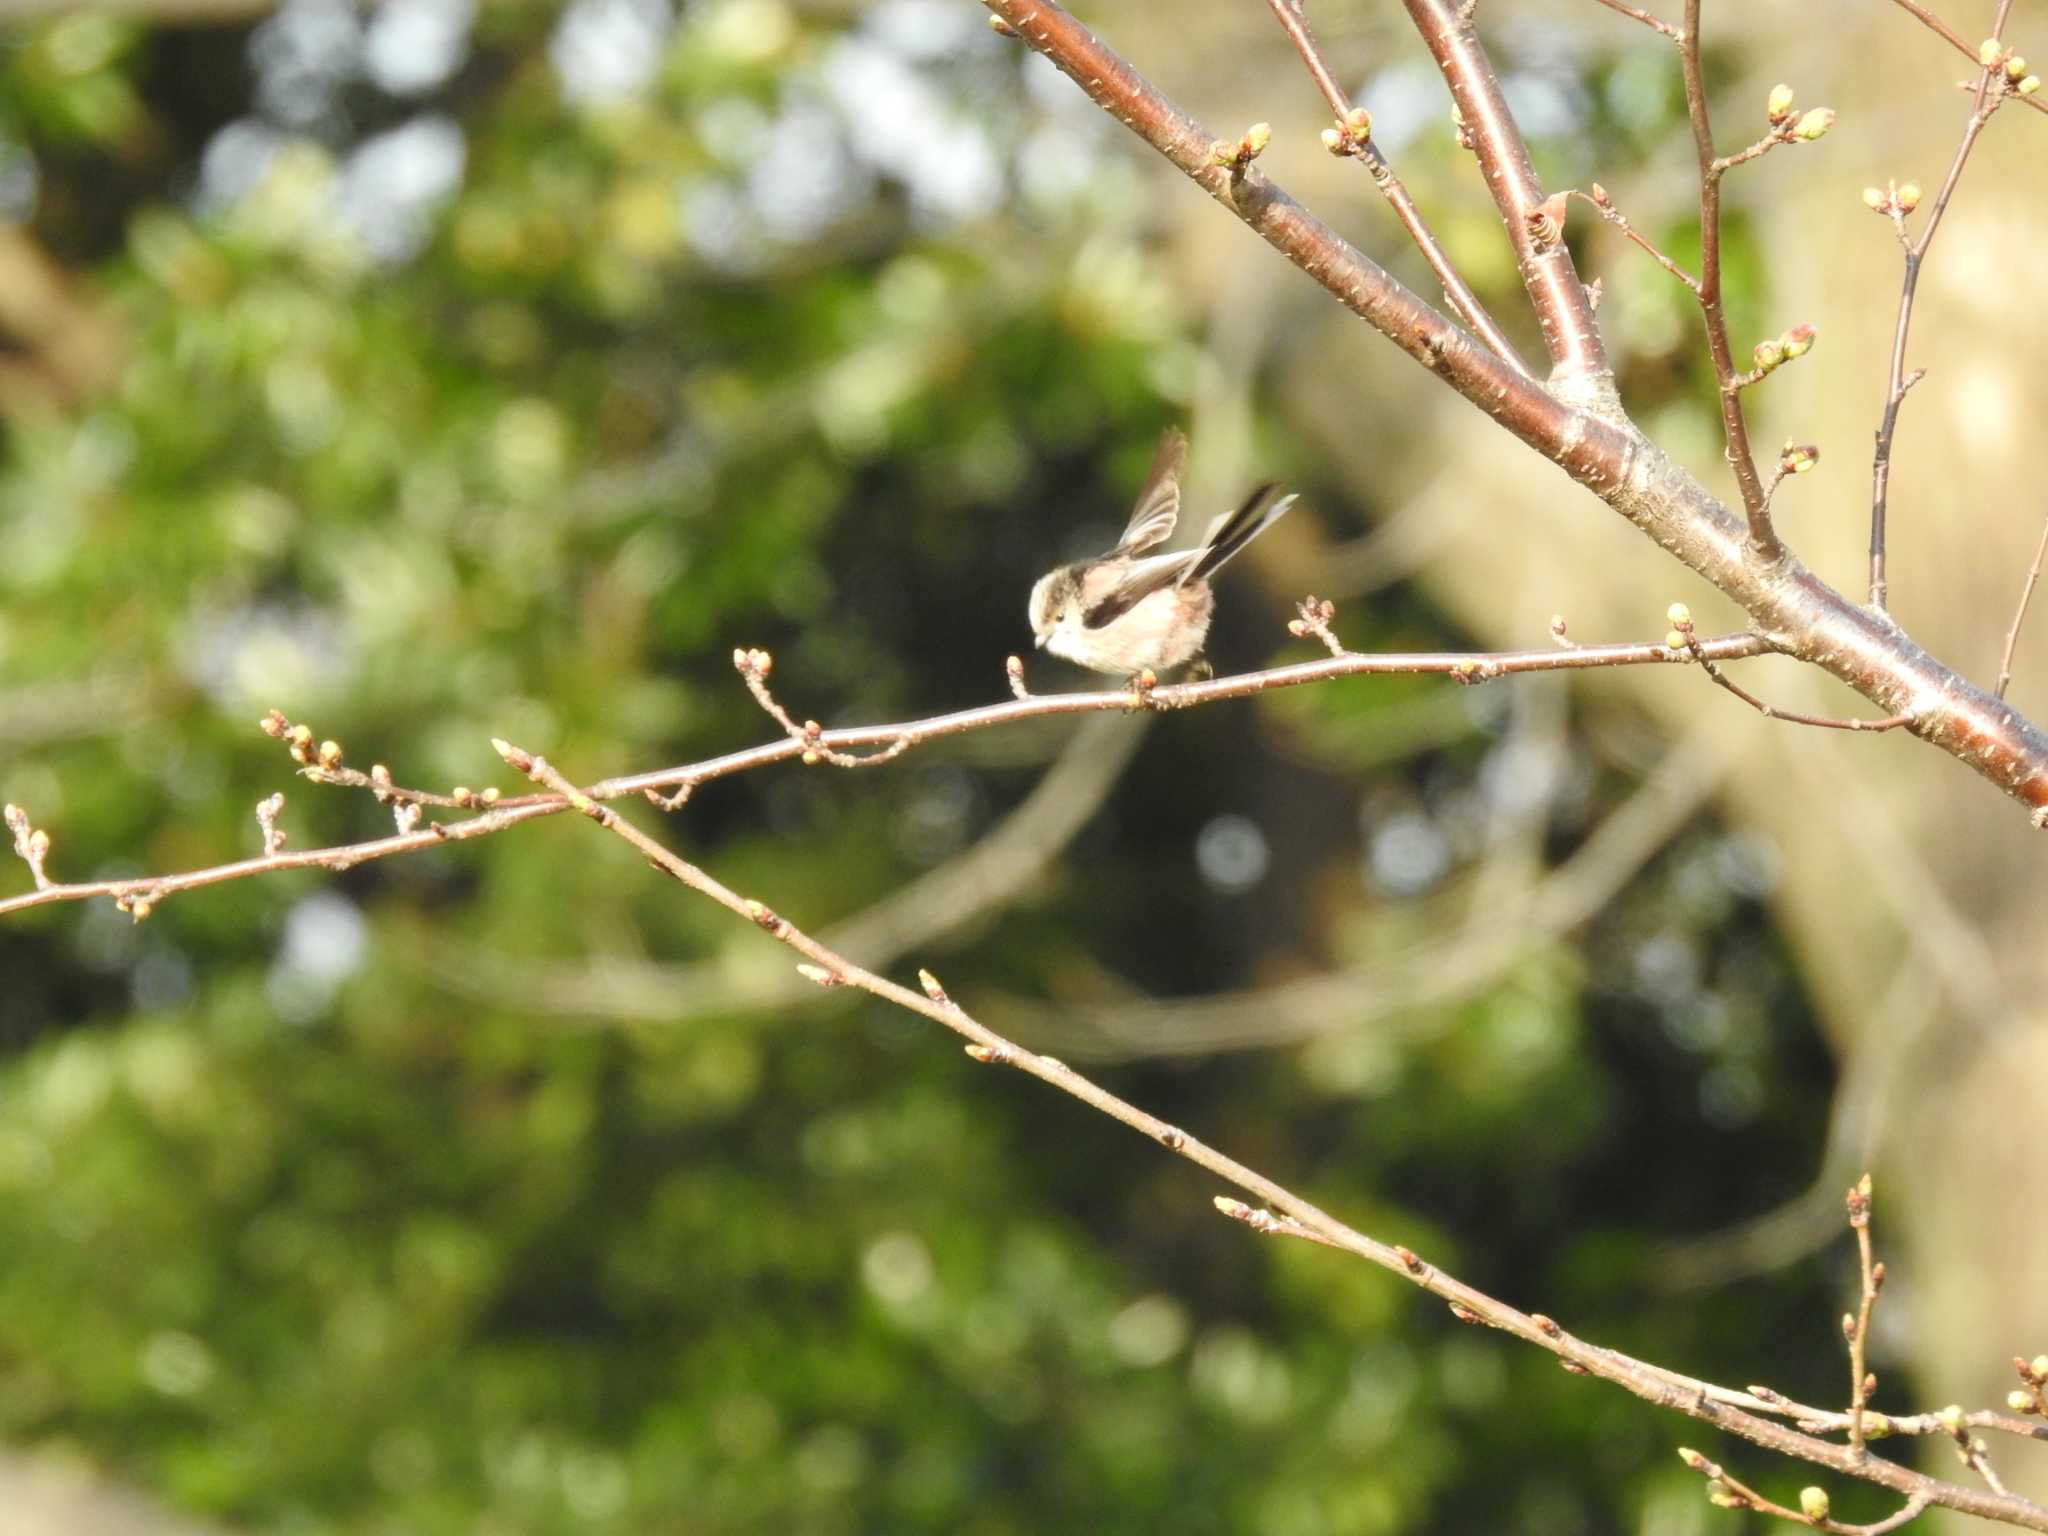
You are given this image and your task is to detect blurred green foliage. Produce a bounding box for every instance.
[0,3,1847,1532]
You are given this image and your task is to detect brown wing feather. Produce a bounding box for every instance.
[1081,549,1199,630]
[1114,428,1187,554]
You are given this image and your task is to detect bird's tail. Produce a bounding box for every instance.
[1187,484,1296,583]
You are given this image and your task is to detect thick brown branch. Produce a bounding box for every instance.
[977,0,2048,817]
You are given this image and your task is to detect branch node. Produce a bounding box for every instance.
[1288,595,1346,656]
[735,644,910,766]
[644,781,696,811]
[256,792,287,856]
[5,803,54,890]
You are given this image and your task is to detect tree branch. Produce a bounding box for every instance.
[1997,508,2048,700]
[977,0,2048,819]
[1262,0,1532,376]
[1397,0,1610,381]
[493,738,2048,1535]
[0,633,1772,919]
[1868,9,2013,609]
[1678,0,1783,560]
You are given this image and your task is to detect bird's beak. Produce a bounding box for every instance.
[1034,633,1047,649]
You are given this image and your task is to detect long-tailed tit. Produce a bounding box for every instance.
[1027,428,1296,677]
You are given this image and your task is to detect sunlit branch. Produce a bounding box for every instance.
[500,738,2048,1535]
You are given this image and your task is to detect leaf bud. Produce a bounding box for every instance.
[1792,108,1836,142]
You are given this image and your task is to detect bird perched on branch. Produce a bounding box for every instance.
[1027,428,1295,678]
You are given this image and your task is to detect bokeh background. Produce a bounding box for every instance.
[3,1,2044,1532]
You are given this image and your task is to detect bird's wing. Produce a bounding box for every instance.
[1081,549,1200,630]
[1113,428,1187,554]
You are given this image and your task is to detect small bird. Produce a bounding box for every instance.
[1028,428,1296,678]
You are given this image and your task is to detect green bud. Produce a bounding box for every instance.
[1800,1487,1831,1522]
[1792,108,1836,142]
[1767,83,1796,122]
[1980,37,2005,67]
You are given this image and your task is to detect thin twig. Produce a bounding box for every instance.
[1887,0,2048,115]
[1262,0,1532,376]
[1846,1175,1880,1457]
[734,647,911,767]
[1870,2,2014,608]
[497,737,2048,1534]
[1996,509,2048,698]
[1573,187,1698,290]
[1589,0,1682,42]
[1678,1449,1932,1536]
[1678,625,1913,732]
[1678,0,1780,561]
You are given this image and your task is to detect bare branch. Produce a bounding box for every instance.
[1398,0,1608,378]
[1574,185,1699,291]
[1997,509,2048,699]
[1673,615,1913,732]
[0,633,1773,919]
[1870,2,2023,608]
[1589,0,1683,42]
[1845,1175,1881,1455]
[1263,0,1532,376]
[498,738,2048,1533]
[1679,0,1792,560]
[734,647,911,768]
[977,0,2048,815]
[1887,0,2048,115]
